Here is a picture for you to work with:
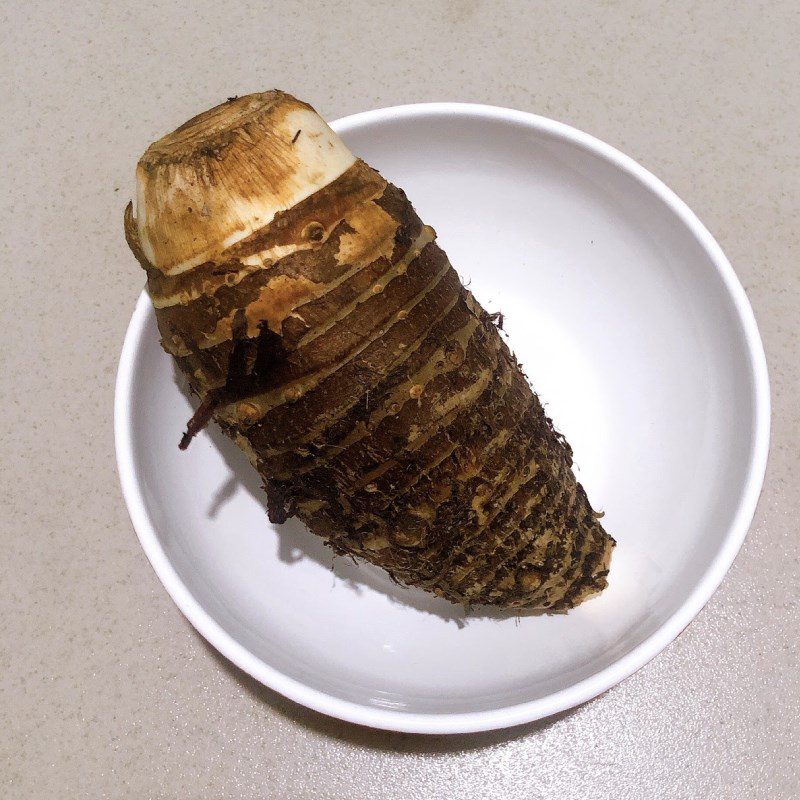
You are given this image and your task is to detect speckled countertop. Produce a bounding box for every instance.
[2,1,798,797]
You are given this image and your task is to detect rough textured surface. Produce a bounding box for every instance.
[1,0,798,797]
[128,93,613,610]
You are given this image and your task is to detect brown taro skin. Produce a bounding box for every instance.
[124,91,614,611]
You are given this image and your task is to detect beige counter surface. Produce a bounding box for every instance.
[2,1,798,797]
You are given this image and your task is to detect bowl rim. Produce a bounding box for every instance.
[114,102,771,734]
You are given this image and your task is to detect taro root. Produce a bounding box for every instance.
[124,91,614,610]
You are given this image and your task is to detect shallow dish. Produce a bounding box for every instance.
[115,103,770,734]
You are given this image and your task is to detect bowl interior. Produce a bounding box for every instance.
[120,108,764,728]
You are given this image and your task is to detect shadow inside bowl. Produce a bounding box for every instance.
[173,365,547,628]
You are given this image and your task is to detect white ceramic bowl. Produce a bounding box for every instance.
[115,104,770,734]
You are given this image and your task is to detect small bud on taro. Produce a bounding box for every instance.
[519,571,541,590]
[447,345,464,365]
[302,221,325,241]
[388,402,401,414]
[364,482,378,493]
[236,401,260,421]
[409,384,424,399]
[396,309,408,320]
[284,386,303,402]
[364,535,389,551]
